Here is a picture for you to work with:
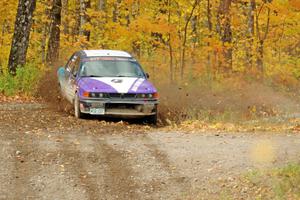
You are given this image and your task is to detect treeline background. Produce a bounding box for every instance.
[0,0,300,84]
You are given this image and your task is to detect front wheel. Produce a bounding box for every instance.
[74,94,85,119]
[143,113,158,125]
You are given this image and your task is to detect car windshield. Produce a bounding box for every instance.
[79,57,145,78]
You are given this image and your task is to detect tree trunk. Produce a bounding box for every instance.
[217,0,232,72]
[8,0,37,75]
[168,0,173,83]
[206,0,213,82]
[98,0,106,11]
[257,40,264,72]
[246,0,255,69]
[80,0,91,41]
[46,0,62,64]
[256,5,270,74]
[74,0,80,36]
[113,0,122,23]
[62,0,69,35]
[180,0,199,80]
[41,25,48,63]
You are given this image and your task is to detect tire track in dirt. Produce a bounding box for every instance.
[58,135,139,200]
[11,133,40,200]
[106,134,190,199]
[59,139,100,200]
[99,141,139,200]
[143,143,190,185]
[140,135,191,199]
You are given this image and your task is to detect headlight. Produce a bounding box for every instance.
[83,91,90,97]
[88,92,107,98]
[137,93,158,99]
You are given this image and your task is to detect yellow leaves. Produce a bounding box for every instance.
[163,117,300,133]
[129,16,169,35]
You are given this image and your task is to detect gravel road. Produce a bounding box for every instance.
[0,102,299,199]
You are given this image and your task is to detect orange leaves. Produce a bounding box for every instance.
[129,16,170,35]
[289,0,300,10]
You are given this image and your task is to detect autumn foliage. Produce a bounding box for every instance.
[0,0,298,81]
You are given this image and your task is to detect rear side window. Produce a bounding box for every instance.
[71,57,81,76]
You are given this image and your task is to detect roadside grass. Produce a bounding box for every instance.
[0,64,44,96]
[244,163,300,199]
[214,163,300,200]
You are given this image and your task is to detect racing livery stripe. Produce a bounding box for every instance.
[91,77,138,93]
[131,78,144,92]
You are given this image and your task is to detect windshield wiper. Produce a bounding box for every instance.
[81,75,103,78]
[116,75,144,78]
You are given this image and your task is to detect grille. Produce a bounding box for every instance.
[108,93,137,99]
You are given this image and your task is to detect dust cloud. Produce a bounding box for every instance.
[157,77,300,124]
[36,63,73,114]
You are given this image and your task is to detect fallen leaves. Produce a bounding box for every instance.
[161,118,300,133]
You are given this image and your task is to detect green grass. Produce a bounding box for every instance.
[0,64,43,96]
[240,164,300,199]
[272,164,300,199]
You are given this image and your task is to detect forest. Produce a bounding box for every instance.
[0,0,299,82]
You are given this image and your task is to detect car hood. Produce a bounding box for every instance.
[77,77,157,94]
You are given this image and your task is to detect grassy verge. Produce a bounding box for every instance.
[221,163,300,199]
[0,64,44,96]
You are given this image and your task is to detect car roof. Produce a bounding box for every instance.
[80,50,132,58]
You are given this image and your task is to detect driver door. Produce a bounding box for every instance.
[65,54,80,103]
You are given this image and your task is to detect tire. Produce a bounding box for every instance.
[74,94,85,119]
[144,113,158,125]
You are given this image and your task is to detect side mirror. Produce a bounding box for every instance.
[57,67,65,76]
[72,71,77,78]
[146,73,150,79]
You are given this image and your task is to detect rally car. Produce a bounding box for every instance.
[57,50,159,124]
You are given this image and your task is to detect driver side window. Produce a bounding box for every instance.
[66,55,80,78]
[72,57,80,77]
[66,54,76,72]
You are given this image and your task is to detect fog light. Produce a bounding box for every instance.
[135,105,143,112]
[143,104,155,113]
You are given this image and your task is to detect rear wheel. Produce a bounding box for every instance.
[74,94,86,119]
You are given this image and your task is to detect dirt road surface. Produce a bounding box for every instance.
[0,102,300,199]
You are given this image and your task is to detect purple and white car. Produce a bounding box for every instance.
[57,50,159,124]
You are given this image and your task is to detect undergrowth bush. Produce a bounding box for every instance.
[0,64,43,96]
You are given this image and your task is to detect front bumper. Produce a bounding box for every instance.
[79,98,158,118]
